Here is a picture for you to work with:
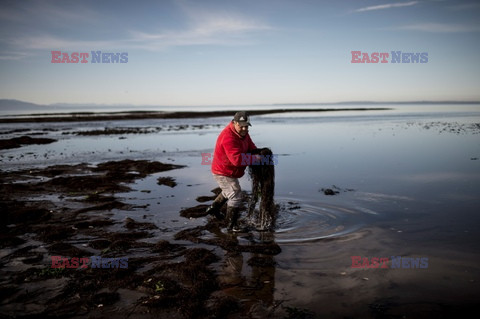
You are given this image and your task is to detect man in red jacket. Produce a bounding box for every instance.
[207,111,257,232]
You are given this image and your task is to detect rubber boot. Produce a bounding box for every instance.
[226,206,245,232]
[206,193,228,220]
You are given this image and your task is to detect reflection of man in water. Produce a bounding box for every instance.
[206,111,258,232]
[219,250,276,316]
[218,251,244,286]
[217,232,277,316]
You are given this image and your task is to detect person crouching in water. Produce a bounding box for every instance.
[207,111,258,232]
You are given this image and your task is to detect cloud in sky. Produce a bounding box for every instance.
[1,0,480,105]
[1,1,273,54]
[11,35,124,51]
[354,1,418,13]
[0,51,31,60]
[129,8,273,51]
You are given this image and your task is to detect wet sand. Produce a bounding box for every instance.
[1,108,479,318]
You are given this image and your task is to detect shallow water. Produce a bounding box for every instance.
[2,104,480,316]
[270,197,367,244]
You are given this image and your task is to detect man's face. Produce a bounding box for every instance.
[234,121,249,137]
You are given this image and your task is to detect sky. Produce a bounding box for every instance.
[0,0,479,106]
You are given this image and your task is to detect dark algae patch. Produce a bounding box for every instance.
[0,158,288,318]
[0,159,202,318]
[157,176,177,188]
[0,107,391,123]
[0,135,56,150]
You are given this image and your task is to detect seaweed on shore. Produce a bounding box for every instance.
[0,135,56,150]
[0,158,234,318]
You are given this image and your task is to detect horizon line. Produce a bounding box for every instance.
[1,98,479,108]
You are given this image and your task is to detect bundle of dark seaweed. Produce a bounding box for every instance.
[247,148,277,231]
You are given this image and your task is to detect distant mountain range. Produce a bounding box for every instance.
[0,99,133,111]
[0,99,479,111]
[0,99,47,110]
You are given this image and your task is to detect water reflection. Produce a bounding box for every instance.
[210,191,376,315]
[217,231,278,317]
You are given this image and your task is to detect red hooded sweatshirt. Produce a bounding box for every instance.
[211,122,257,178]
